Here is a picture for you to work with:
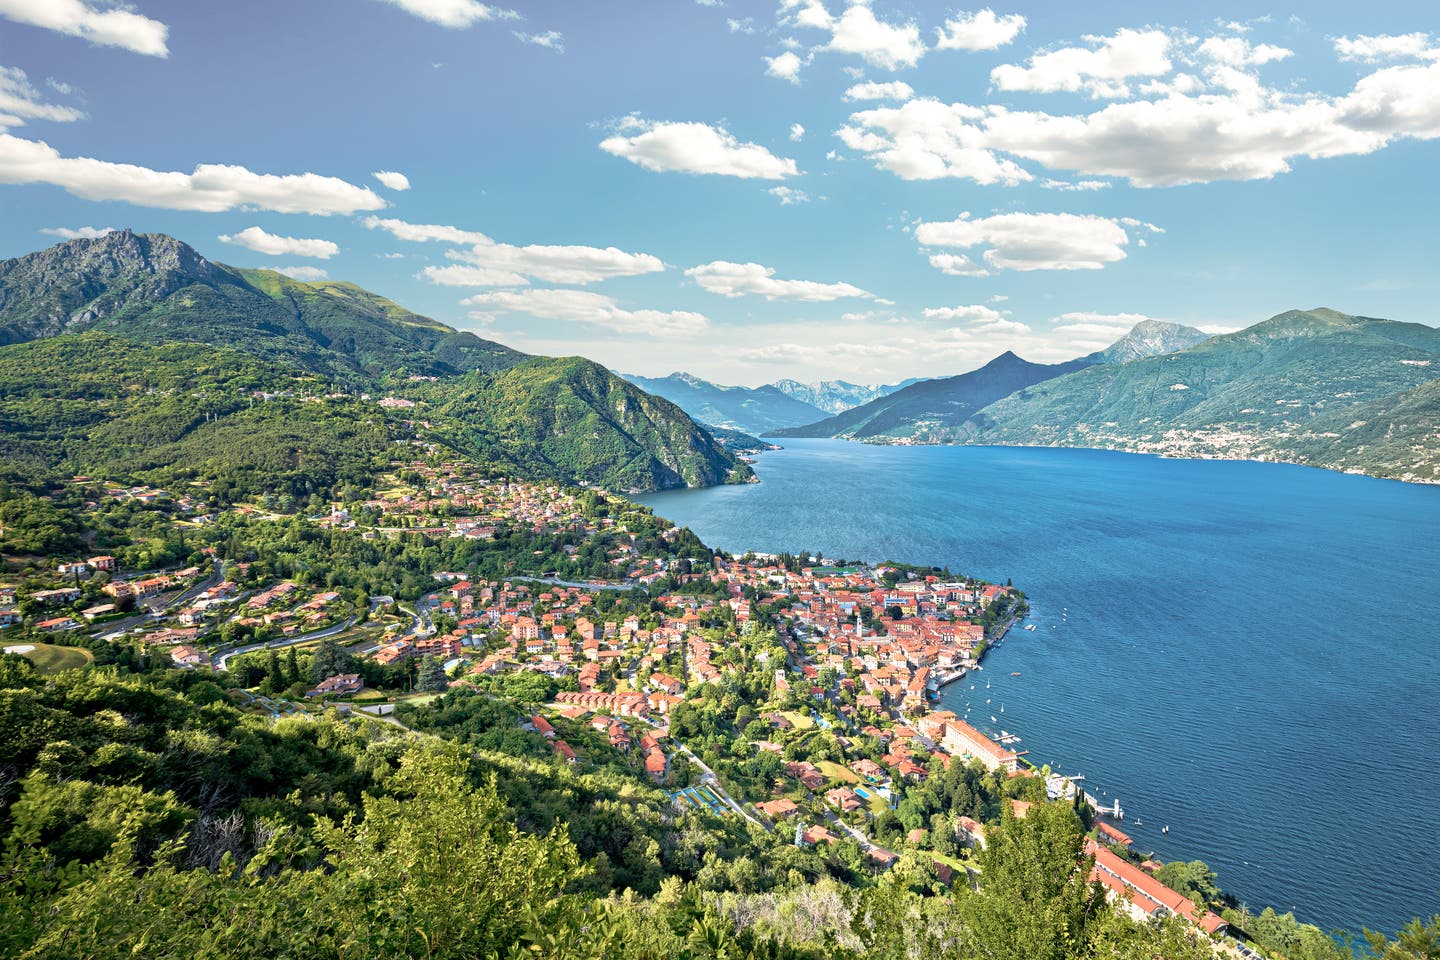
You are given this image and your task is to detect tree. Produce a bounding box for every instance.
[417,656,449,693]
[285,646,300,687]
[310,636,350,681]
[263,650,284,694]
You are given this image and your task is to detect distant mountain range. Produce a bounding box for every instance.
[770,378,919,415]
[769,352,1096,440]
[0,231,750,493]
[963,308,1440,483]
[621,373,831,435]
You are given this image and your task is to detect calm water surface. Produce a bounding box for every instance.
[641,440,1440,936]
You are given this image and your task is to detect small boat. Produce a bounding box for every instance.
[1162,825,1169,834]
[990,715,997,722]
[1024,624,1036,632]
[1134,819,1142,827]
[1011,671,1021,676]
[1000,705,1004,713]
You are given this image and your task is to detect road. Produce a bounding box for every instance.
[212,618,355,671]
[95,561,226,638]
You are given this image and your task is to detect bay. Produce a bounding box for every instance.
[640,439,1440,936]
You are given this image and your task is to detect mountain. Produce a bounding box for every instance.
[769,351,1094,440]
[0,232,750,493]
[770,378,919,415]
[1081,319,1212,364]
[964,308,1440,483]
[621,372,828,434]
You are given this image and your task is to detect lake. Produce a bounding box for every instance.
[640,440,1440,936]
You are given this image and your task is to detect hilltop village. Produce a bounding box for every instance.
[0,436,1244,949]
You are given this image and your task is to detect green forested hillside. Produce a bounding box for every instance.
[0,233,749,494]
[965,309,1440,482]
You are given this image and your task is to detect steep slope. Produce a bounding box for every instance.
[429,359,752,491]
[1081,319,1212,364]
[965,308,1440,481]
[770,378,918,414]
[770,352,1094,440]
[0,233,750,493]
[0,230,526,379]
[622,372,828,434]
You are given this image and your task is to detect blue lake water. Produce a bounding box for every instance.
[640,440,1440,936]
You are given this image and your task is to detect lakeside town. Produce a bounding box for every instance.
[1,440,1254,955]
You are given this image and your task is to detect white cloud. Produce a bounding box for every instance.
[462,289,707,337]
[916,211,1143,272]
[783,0,926,70]
[372,170,411,191]
[842,80,914,102]
[600,119,798,179]
[0,66,85,127]
[0,0,168,57]
[363,216,490,244]
[768,185,814,204]
[737,340,910,364]
[789,123,806,141]
[0,134,387,214]
[922,304,1005,323]
[728,18,755,34]
[928,253,988,277]
[269,265,329,282]
[765,50,808,82]
[1040,178,1111,191]
[1333,33,1437,64]
[40,225,113,239]
[1197,35,1291,67]
[515,30,564,52]
[365,215,665,285]
[1052,311,1152,335]
[218,226,340,259]
[837,98,1031,184]
[376,0,517,29]
[442,241,665,285]
[991,28,1173,99]
[685,260,876,300]
[934,9,1026,51]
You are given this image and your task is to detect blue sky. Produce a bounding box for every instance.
[1,0,1437,385]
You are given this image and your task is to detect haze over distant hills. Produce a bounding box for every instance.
[621,372,831,435]
[770,378,920,415]
[0,231,750,493]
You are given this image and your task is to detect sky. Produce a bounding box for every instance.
[1,0,1438,386]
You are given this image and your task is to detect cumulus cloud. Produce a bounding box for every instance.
[0,66,85,127]
[0,0,169,57]
[365,215,665,285]
[728,18,755,34]
[782,0,926,70]
[843,80,914,101]
[922,304,1005,323]
[686,260,877,301]
[0,134,387,213]
[1333,33,1437,64]
[837,98,1031,184]
[838,45,1440,188]
[915,211,1143,272]
[363,216,490,244]
[269,265,329,282]
[991,27,1173,99]
[934,9,1026,51]
[790,123,806,141]
[765,50,807,82]
[928,253,988,277]
[600,118,798,179]
[515,30,564,52]
[40,225,113,239]
[218,226,340,259]
[372,170,411,191]
[377,0,517,29]
[1196,35,1291,67]
[461,289,707,337]
[1040,178,1110,191]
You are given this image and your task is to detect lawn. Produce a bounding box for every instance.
[8,643,93,674]
[817,760,858,783]
[779,710,815,730]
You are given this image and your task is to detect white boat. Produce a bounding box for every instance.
[1024,624,1036,631]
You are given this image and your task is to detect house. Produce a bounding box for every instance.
[1086,840,1228,937]
[1097,821,1134,847]
[554,740,577,763]
[785,761,826,791]
[755,798,800,820]
[649,671,684,696]
[956,816,987,850]
[866,847,898,869]
[802,825,839,846]
[825,786,863,813]
[35,616,80,632]
[87,556,117,572]
[852,759,886,782]
[532,714,556,739]
[169,645,204,666]
[31,587,81,606]
[644,749,668,781]
[308,673,364,697]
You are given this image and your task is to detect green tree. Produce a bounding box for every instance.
[417,656,449,693]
